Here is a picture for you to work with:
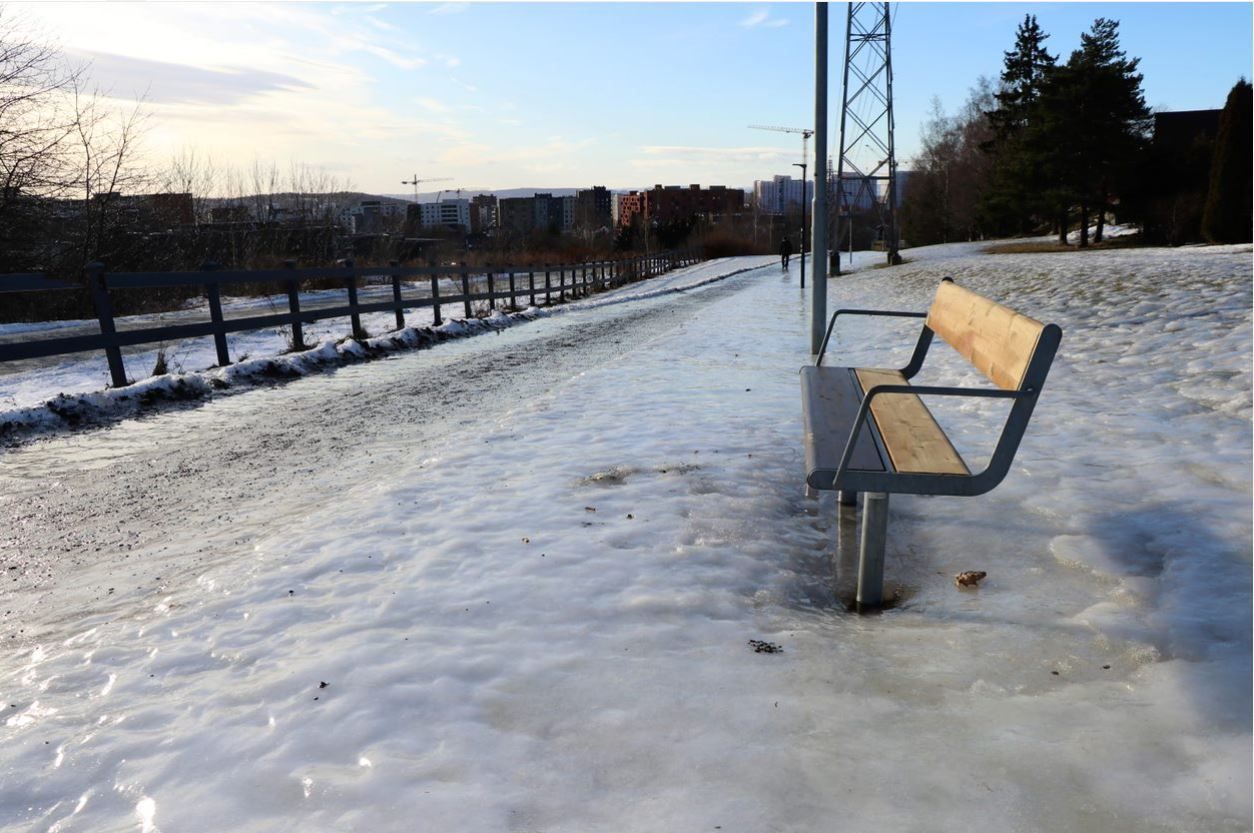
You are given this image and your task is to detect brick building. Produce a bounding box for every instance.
[617,191,645,227]
[640,184,746,225]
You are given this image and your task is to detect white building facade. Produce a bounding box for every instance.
[418,199,471,230]
[752,175,814,215]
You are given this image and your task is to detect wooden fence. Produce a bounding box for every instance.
[0,247,701,388]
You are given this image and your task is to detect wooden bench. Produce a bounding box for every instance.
[800,277,1062,609]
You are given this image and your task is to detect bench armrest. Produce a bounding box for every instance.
[817,308,927,366]
[833,383,1030,487]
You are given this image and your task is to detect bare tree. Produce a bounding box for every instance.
[0,7,82,268]
[66,76,150,269]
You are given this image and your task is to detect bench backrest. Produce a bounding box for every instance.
[926,279,1047,391]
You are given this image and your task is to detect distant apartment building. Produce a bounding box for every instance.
[834,173,880,213]
[416,198,470,230]
[617,191,644,227]
[340,198,409,233]
[753,175,813,215]
[641,184,746,225]
[88,191,195,228]
[575,186,613,230]
[470,194,498,233]
[531,193,571,233]
[498,197,534,233]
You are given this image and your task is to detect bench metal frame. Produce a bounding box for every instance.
[801,277,1062,609]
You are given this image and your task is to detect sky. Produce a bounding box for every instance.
[9,1,1253,196]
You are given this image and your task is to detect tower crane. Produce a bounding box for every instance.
[401,174,452,202]
[748,124,814,168]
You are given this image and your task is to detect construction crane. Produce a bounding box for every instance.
[749,124,814,167]
[401,174,451,202]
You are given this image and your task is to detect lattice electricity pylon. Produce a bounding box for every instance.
[834,2,901,270]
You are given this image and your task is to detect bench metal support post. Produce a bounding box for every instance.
[857,492,889,609]
[839,490,857,506]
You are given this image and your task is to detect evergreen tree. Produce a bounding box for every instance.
[1037,19,1151,246]
[981,15,1056,236]
[1201,80,1253,243]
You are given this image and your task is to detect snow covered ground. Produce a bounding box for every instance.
[0,242,1249,831]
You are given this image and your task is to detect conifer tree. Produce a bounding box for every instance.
[1037,19,1151,246]
[981,15,1056,236]
[1201,80,1253,243]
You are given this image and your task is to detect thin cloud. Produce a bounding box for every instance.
[68,50,315,106]
[740,9,789,29]
[639,145,789,163]
[365,15,398,33]
[429,3,470,15]
[415,97,451,113]
[362,44,426,70]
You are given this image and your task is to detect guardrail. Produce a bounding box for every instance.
[0,247,701,388]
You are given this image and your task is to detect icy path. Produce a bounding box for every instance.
[1,247,1250,832]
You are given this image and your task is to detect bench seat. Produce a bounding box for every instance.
[801,366,968,493]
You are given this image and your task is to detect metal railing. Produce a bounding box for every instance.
[0,247,701,388]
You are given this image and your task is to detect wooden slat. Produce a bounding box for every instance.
[856,368,969,476]
[800,366,885,489]
[926,281,1045,391]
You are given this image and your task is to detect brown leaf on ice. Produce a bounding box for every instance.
[955,570,987,588]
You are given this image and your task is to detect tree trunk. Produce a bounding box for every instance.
[1078,203,1090,248]
[1057,208,1068,245]
[1095,185,1107,243]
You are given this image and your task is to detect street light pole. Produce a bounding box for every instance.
[792,162,807,289]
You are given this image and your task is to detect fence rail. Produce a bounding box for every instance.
[0,248,701,388]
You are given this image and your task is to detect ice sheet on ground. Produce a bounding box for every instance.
[0,244,1249,831]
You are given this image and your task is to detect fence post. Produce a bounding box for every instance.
[529,268,536,307]
[390,259,405,331]
[487,270,496,312]
[430,266,442,326]
[341,257,366,340]
[507,270,517,311]
[581,263,588,297]
[544,264,552,306]
[202,261,231,368]
[284,260,306,351]
[87,262,128,388]
[461,261,472,319]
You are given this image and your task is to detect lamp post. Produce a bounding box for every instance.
[793,162,807,289]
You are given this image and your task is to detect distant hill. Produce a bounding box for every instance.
[381,188,579,203]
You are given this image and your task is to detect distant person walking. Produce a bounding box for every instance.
[780,235,793,269]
